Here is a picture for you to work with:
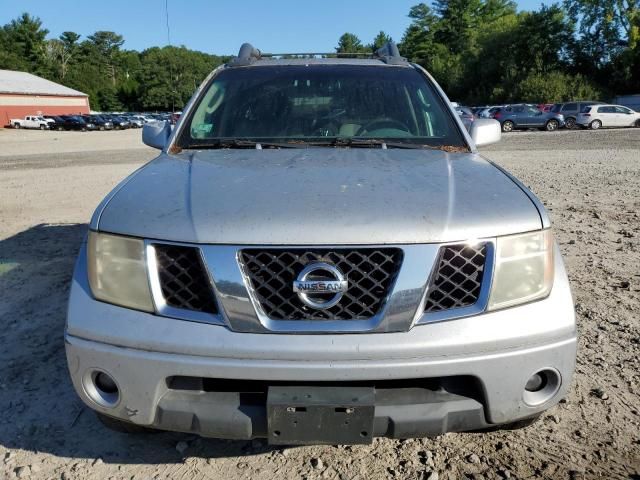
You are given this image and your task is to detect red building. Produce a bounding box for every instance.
[0,69,90,127]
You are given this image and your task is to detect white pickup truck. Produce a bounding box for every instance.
[10,115,50,129]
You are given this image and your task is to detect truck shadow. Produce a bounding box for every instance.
[0,223,278,464]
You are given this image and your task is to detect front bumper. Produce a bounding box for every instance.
[65,242,576,439]
[66,333,575,439]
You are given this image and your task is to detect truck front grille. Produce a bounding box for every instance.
[239,248,403,320]
[154,244,217,314]
[424,243,487,313]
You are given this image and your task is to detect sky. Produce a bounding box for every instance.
[2,0,549,55]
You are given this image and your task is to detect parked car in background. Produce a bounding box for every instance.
[484,106,503,118]
[454,105,475,131]
[550,101,603,129]
[59,115,93,131]
[493,104,565,132]
[576,104,640,129]
[128,116,145,128]
[9,115,49,129]
[43,115,66,130]
[86,115,114,131]
[537,104,553,112]
[106,115,131,129]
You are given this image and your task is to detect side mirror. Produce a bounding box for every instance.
[142,120,172,150]
[470,118,501,147]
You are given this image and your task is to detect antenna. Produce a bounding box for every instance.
[164,0,175,114]
[165,0,172,46]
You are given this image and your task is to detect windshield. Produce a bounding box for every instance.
[177,65,466,149]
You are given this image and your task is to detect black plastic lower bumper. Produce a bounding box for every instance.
[152,379,489,441]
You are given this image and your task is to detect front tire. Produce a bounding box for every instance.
[40,124,45,130]
[635,119,640,128]
[545,119,559,131]
[590,120,602,130]
[502,120,514,132]
[96,412,158,434]
[565,117,576,129]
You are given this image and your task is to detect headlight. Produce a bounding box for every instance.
[487,230,554,311]
[87,231,154,312]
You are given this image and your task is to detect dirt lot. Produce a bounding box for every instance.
[0,127,639,479]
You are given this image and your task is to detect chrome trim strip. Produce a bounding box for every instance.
[415,239,495,325]
[145,242,225,326]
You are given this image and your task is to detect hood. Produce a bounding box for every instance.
[96,149,542,245]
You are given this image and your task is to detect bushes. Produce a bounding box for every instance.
[515,71,602,103]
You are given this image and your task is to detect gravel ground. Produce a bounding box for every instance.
[0,128,639,479]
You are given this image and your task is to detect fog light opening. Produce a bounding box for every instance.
[83,370,120,408]
[525,372,547,392]
[95,372,118,394]
[523,368,561,406]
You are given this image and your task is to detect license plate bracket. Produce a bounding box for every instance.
[267,386,375,445]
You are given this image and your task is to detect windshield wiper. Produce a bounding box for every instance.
[184,138,467,151]
[313,137,440,149]
[186,139,304,149]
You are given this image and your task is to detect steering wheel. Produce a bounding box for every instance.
[355,118,411,136]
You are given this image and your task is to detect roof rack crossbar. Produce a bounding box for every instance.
[259,52,373,57]
[228,41,407,66]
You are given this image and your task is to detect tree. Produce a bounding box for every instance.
[516,71,600,102]
[58,31,80,79]
[399,4,439,61]
[371,31,392,51]
[46,31,80,80]
[139,46,225,110]
[336,33,367,53]
[87,31,124,86]
[0,13,48,72]
[511,5,574,74]
[432,0,483,53]
[564,0,640,93]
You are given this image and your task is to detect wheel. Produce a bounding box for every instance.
[590,120,602,130]
[40,124,45,130]
[565,117,576,129]
[100,126,105,131]
[13,123,20,129]
[81,127,87,132]
[96,412,158,434]
[57,126,64,131]
[635,119,640,128]
[545,119,559,131]
[501,120,514,132]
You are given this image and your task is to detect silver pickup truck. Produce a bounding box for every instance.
[65,42,576,445]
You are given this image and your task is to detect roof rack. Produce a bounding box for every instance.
[373,41,407,65]
[228,41,407,66]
